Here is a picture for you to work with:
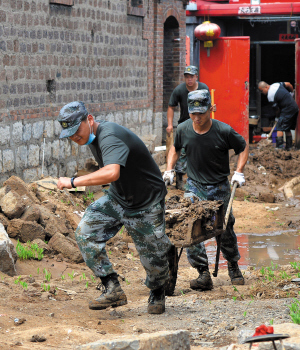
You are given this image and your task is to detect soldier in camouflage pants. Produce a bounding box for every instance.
[56,101,171,314]
[163,90,249,290]
[185,178,240,269]
[75,195,171,291]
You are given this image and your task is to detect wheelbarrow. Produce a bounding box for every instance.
[164,182,238,296]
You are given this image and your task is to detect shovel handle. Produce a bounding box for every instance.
[223,181,238,230]
[267,121,277,140]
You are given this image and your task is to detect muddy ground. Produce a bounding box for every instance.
[1,140,300,350]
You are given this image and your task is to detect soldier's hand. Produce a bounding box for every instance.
[231,171,245,187]
[57,177,72,190]
[163,170,175,185]
[166,125,173,134]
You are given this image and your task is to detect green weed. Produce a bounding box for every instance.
[16,240,44,261]
[43,269,51,282]
[68,270,75,281]
[289,299,300,324]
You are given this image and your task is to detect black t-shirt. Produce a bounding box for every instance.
[89,121,167,211]
[168,82,209,124]
[174,119,246,185]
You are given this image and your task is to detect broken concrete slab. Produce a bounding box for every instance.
[7,219,46,243]
[48,233,83,263]
[3,175,38,205]
[21,205,41,222]
[0,223,17,276]
[76,330,190,350]
[0,213,9,229]
[38,205,73,238]
[0,190,27,219]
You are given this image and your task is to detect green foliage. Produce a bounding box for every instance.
[232,296,237,301]
[279,271,291,280]
[43,269,51,282]
[91,275,96,283]
[41,283,51,292]
[16,240,44,261]
[61,275,65,281]
[119,226,125,235]
[83,190,95,203]
[125,278,130,285]
[68,270,75,281]
[270,319,274,325]
[85,281,89,289]
[289,299,300,324]
[290,262,300,271]
[14,276,28,290]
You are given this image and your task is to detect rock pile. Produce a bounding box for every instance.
[0,175,84,276]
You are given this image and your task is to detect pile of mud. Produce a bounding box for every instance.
[165,195,223,244]
[248,140,300,179]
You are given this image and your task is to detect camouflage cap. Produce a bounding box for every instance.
[57,101,88,139]
[188,90,211,114]
[184,65,198,76]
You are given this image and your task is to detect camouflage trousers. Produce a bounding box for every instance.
[174,148,187,175]
[185,178,241,269]
[75,194,171,290]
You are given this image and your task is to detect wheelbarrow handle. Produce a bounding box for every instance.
[212,181,238,278]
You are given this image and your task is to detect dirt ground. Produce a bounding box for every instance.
[1,140,300,349]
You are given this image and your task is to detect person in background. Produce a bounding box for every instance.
[258,81,299,150]
[166,65,211,190]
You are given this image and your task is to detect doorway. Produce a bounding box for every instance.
[249,43,295,134]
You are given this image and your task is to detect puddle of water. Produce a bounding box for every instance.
[205,230,300,269]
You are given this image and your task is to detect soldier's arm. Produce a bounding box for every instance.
[284,82,294,92]
[57,164,121,189]
[166,106,176,134]
[166,145,180,171]
[236,144,249,173]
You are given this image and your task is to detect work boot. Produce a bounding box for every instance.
[176,172,184,190]
[275,136,284,149]
[190,267,213,291]
[228,261,245,285]
[286,135,293,151]
[89,273,127,310]
[148,286,165,314]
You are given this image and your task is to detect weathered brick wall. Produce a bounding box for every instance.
[0,0,186,184]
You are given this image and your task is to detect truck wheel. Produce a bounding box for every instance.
[165,245,179,296]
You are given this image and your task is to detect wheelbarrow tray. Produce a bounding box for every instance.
[165,200,224,248]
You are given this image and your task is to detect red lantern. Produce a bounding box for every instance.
[194,21,221,48]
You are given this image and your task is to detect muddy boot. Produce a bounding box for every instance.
[148,286,165,314]
[176,172,184,190]
[190,267,213,291]
[276,136,284,149]
[286,135,293,151]
[89,273,127,310]
[228,261,245,285]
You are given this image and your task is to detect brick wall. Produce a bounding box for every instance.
[0,0,186,184]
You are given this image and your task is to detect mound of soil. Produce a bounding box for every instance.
[165,195,223,244]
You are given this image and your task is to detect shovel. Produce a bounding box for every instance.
[212,181,238,277]
[267,121,277,140]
